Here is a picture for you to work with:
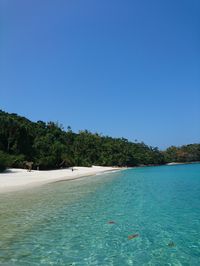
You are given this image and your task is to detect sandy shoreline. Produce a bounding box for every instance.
[0,166,123,193]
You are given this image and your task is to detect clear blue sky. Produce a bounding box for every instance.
[1,0,199,149]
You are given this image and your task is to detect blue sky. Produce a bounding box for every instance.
[1,0,199,149]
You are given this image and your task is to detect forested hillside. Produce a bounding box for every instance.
[0,110,166,171]
[0,110,199,172]
[164,144,200,163]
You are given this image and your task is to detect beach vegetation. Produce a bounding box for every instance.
[164,144,200,163]
[0,110,199,170]
[0,151,7,172]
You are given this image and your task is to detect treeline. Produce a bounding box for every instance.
[0,110,199,172]
[0,110,166,171]
[164,144,200,163]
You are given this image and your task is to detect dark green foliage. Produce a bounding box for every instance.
[163,144,200,163]
[0,151,7,172]
[1,110,198,170]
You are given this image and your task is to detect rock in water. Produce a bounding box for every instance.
[168,241,176,247]
[128,234,139,240]
[108,221,116,224]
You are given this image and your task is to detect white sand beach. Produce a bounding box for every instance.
[166,162,186,165]
[0,166,122,193]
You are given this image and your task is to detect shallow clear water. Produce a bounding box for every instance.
[0,164,200,265]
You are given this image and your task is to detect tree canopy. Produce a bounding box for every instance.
[164,144,200,163]
[0,110,199,171]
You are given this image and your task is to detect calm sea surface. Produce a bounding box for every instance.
[0,164,200,265]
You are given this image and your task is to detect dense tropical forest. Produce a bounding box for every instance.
[0,110,199,171]
[164,144,200,163]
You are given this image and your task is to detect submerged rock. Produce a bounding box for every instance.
[108,221,116,224]
[128,233,139,240]
[168,241,176,247]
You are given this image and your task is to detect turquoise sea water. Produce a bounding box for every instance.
[0,164,200,265]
